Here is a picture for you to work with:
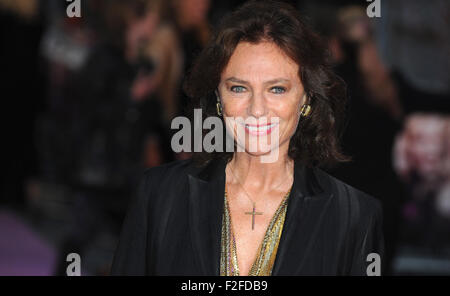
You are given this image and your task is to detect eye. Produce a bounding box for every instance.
[230,86,246,93]
[270,86,286,94]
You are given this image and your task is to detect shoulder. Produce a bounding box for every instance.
[138,158,202,198]
[142,158,199,182]
[312,169,385,273]
[313,168,384,268]
[313,167,383,224]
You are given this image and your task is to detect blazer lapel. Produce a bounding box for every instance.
[187,158,226,275]
[187,158,334,276]
[271,162,334,275]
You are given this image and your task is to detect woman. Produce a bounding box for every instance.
[111,0,384,276]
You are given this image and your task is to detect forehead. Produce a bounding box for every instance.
[221,41,300,81]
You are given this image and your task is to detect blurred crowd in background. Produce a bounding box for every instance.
[0,0,449,275]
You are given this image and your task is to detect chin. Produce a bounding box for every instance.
[234,140,282,160]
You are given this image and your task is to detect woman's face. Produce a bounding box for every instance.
[218,41,306,160]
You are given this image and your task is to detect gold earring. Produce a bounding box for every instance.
[216,102,223,116]
[300,104,311,117]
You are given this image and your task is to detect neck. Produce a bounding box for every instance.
[227,148,294,195]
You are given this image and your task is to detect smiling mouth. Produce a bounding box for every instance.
[243,122,278,135]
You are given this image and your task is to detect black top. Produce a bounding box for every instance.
[111,158,384,275]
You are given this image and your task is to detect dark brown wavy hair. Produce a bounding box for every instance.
[183,0,350,168]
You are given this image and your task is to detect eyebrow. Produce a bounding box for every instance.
[225,77,290,85]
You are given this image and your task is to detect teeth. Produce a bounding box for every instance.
[245,123,276,132]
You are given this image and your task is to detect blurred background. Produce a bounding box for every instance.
[0,0,449,276]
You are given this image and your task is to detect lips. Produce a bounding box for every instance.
[243,122,278,135]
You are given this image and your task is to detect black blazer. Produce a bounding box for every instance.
[111,158,384,275]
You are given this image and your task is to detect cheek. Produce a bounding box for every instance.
[222,99,247,116]
[284,112,301,134]
[277,104,301,138]
[275,101,300,124]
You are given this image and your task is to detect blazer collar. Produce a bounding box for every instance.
[187,157,333,275]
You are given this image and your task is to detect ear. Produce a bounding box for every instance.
[302,93,308,104]
[215,89,220,102]
[298,93,307,113]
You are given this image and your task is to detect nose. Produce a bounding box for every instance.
[248,92,267,118]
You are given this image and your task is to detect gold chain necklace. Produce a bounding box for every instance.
[226,163,293,230]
